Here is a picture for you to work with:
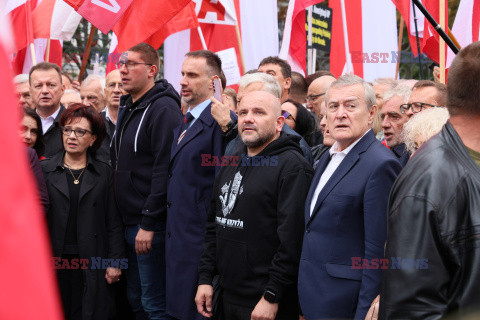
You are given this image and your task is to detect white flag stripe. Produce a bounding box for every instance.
[50,0,82,40]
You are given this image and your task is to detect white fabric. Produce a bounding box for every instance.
[164,0,278,93]
[309,129,370,216]
[38,106,60,134]
[361,0,397,81]
[50,0,82,40]
[447,0,477,67]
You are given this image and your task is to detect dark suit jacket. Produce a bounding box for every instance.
[97,110,116,165]
[27,147,49,213]
[165,103,232,320]
[42,105,65,158]
[42,152,124,319]
[298,130,402,319]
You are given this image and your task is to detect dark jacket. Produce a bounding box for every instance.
[97,110,116,165]
[390,142,410,167]
[42,152,124,320]
[380,122,480,319]
[198,133,314,309]
[299,130,402,320]
[42,105,65,158]
[27,147,49,213]
[166,103,233,320]
[111,80,183,230]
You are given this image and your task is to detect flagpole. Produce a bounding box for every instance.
[395,17,405,80]
[412,0,423,80]
[29,43,37,66]
[339,0,353,73]
[439,0,446,83]
[197,26,208,50]
[234,23,246,75]
[78,25,96,82]
[45,39,51,63]
[307,6,313,75]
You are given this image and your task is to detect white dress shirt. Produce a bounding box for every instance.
[38,107,61,134]
[309,129,371,216]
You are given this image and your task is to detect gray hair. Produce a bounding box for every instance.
[81,74,106,97]
[373,77,397,87]
[326,74,376,110]
[383,85,412,105]
[401,107,449,154]
[63,89,81,98]
[14,74,29,84]
[238,73,281,99]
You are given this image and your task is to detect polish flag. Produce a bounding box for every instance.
[329,0,397,81]
[447,0,480,67]
[420,0,448,64]
[4,0,35,54]
[164,0,278,91]
[105,2,199,74]
[279,0,324,75]
[0,7,63,319]
[33,0,82,40]
[391,0,425,57]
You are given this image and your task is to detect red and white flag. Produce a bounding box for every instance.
[391,0,425,57]
[164,0,278,90]
[33,0,82,40]
[279,0,323,75]
[420,0,448,63]
[0,6,63,319]
[329,0,397,81]
[447,0,480,67]
[4,0,35,54]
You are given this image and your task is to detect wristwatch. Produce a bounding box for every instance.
[221,119,236,133]
[263,290,278,303]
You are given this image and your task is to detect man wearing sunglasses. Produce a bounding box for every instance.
[306,75,336,121]
[401,80,447,117]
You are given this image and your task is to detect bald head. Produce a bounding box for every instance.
[307,75,335,119]
[237,90,284,156]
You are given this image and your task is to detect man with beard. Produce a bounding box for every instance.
[195,90,313,320]
[165,50,235,320]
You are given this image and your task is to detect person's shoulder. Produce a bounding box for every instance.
[279,148,314,175]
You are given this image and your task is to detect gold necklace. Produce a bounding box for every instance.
[64,163,86,185]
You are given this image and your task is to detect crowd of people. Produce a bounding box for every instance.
[15,41,480,320]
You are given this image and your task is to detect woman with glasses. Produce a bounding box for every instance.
[20,106,45,159]
[281,99,319,146]
[42,103,124,320]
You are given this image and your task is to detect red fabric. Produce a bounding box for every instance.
[32,0,54,38]
[329,0,364,78]
[112,0,191,52]
[66,0,134,34]
[421,0,448,63]
[0,38,63,320]
[7,0,35,53]
[391,0,421,56]
[473,0,480,42]
[288,0,325,74]
[190,0,244,74]
[46,39,63,68]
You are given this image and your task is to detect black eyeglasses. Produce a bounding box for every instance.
[116,61,153,70]
[282,110,296,122]
[61,127,93,137]
[306,93,325,102]
[400,102,441,114]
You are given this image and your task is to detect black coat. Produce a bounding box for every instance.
[42,152,124,320]
[42,105,65,158]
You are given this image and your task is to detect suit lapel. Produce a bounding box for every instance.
[79,169,97,202]
[51,170,69,200]
[304,152,331,223]
[307,130,376,225]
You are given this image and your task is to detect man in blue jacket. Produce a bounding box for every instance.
[165,50,234,320]
[298,74,401,319]
[111,43,183,320]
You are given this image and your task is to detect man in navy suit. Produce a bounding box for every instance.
[298,74,402,319]
[165,50,234,320]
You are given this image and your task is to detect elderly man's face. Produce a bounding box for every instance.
[80,79,106,112]
[306,76,335,119]
[237,91,284,155]
[16,82,33,109]
[319,101,335,147]
[326,84,376,150]
[105,70,125,108]
[381,95,410,147]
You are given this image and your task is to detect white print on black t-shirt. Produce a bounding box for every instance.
[217,171,244,229]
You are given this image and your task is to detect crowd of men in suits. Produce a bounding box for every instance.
[17,41,480,320]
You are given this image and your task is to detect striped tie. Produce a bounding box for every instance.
[177,112,194,144]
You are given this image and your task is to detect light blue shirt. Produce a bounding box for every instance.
[187,99,211,128]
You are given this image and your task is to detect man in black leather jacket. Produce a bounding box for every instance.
[380,42,480,319]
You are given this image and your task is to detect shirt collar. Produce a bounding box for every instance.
[105,107,113,123]
[37,106,61,121]
[187,99,211,120]
[329,129,371,157]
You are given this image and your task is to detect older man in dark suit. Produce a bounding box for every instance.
[298,74,402,319]
[165,50,235,320]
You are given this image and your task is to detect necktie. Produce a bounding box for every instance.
[177,112,194,144]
